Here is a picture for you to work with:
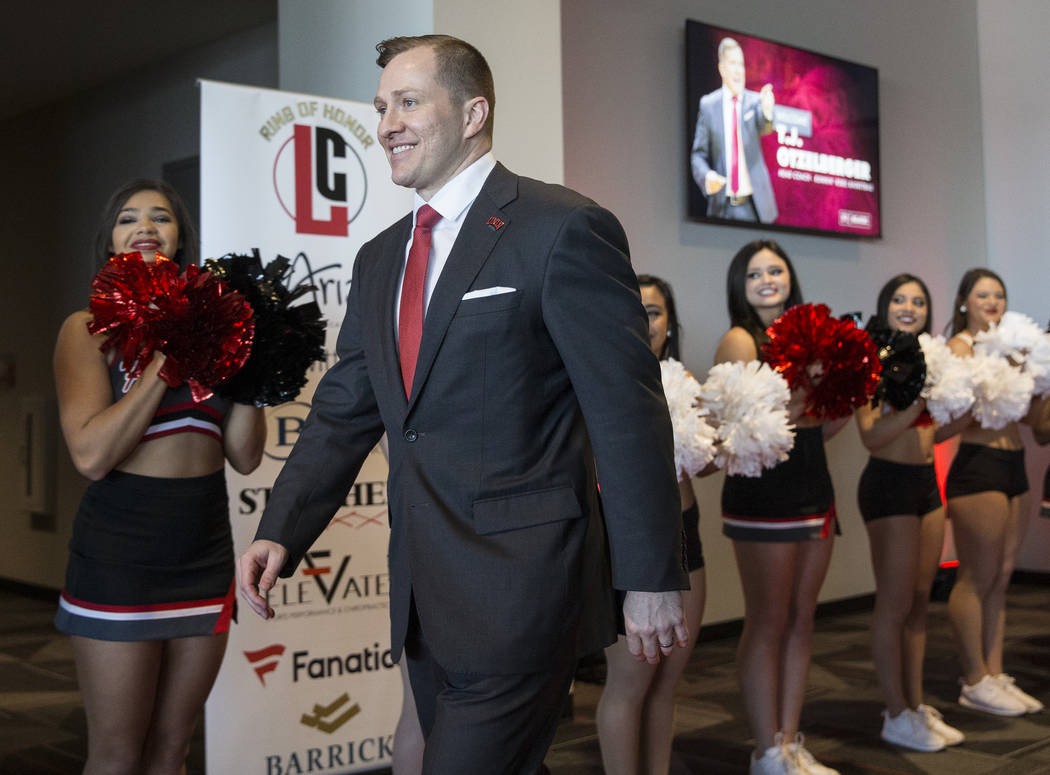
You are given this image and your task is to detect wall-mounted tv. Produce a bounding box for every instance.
[686,19,881,238]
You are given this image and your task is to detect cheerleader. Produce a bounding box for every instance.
[1032,392,1050,513]
[1031,325,1050,513]
[854,274,965,750]
[597,274,707,775]
[714,241,846,775]
[944,269,1043,716]
[53,180,266,773]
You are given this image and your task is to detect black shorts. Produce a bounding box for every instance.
[857,458,942,522]
[945,443,1028,500]
[682,501,704,572]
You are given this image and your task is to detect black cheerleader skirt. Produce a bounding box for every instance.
[55,469,235,641]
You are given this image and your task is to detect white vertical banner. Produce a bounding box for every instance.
[200,80,412,774]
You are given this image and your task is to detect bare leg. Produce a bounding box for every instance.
[778,535,834,739]
[72,636,163,775]
[394,659,425,775]
[947,491,1009,683]
[640,568,706,774]
[141,633,228,775]
[903,506,946,706]
[865,516,921,715]
[733,541,795,753]
[984,492,1030,675]
[597,636,657,775]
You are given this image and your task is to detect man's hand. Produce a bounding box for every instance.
[623,590,689,664]
[705,170,726,195]
[760,83,775,120]
[236,539,289,620]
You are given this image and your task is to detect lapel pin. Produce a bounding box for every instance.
[486,216,505,231]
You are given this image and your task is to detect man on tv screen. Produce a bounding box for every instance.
[691,37,778,224]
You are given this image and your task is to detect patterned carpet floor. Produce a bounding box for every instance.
[1,581,1048,774]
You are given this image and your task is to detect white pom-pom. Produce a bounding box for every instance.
[698,360,795,477]
[918,333,975,425]
[970,351,1034,430]
[975,310,1044,360]
[975,311,1050,396]
[660,358,717,478]
[1026,335,1050,396]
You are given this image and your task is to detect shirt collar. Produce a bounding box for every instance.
[413,152,497,225]
[722,84,742,102]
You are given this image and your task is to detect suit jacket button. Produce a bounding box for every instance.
[404,429,418,442]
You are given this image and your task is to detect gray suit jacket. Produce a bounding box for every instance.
[255,163,685,674]
[691,88,778,223]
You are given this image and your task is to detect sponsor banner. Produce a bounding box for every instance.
[201,80,411,774]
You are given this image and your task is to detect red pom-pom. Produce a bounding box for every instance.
[88,253,255,402]
[88,253,180,375]
[762,303,881,420]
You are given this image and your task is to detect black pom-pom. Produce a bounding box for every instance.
[206,251,326,406]
[865,316,927,411]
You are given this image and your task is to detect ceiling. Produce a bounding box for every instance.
[0,0,277,122]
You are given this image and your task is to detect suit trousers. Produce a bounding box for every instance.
[404,599,576,774]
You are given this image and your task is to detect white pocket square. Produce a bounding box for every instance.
[462,286,516,300]
[744,109,755,121]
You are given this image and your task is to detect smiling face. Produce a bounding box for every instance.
[965,276,1006,332]
[886,281,929,334]
[374,45,487,200]
[744,248,791,319]
[640,284,670,358]
[109,189,180,262]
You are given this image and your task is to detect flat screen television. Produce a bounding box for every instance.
[686,19,881,238]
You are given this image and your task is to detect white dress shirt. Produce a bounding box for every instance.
[394,152,498,338]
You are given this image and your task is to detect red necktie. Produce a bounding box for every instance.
[730,95,740,195]
[399,204,442,396]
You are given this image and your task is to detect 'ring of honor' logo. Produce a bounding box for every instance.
[265,401,312,461]
[273,123,368,236]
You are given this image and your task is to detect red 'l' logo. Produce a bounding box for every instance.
[294,125,349,236]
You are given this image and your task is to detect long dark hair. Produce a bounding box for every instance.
[726,239,803,343]
[637,274,680,360]
[876,273,933,335]
[949,268,1006,335]
[92,179,198,270]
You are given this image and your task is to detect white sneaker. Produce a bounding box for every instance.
[750,735,799,775]
[786,733,839,775]
[916,704,965,745]
[958,675,1027,716]
[880,708,946,752]
[995,674,1044,713]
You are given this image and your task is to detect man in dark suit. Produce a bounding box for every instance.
[691,37,779,223]
[238,34,687,773]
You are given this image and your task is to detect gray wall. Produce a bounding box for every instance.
[977,0,1050,572]
[278,0,433,103]
[0,24,278,588]
[560,0,1004,623]
[277,0,565,185]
